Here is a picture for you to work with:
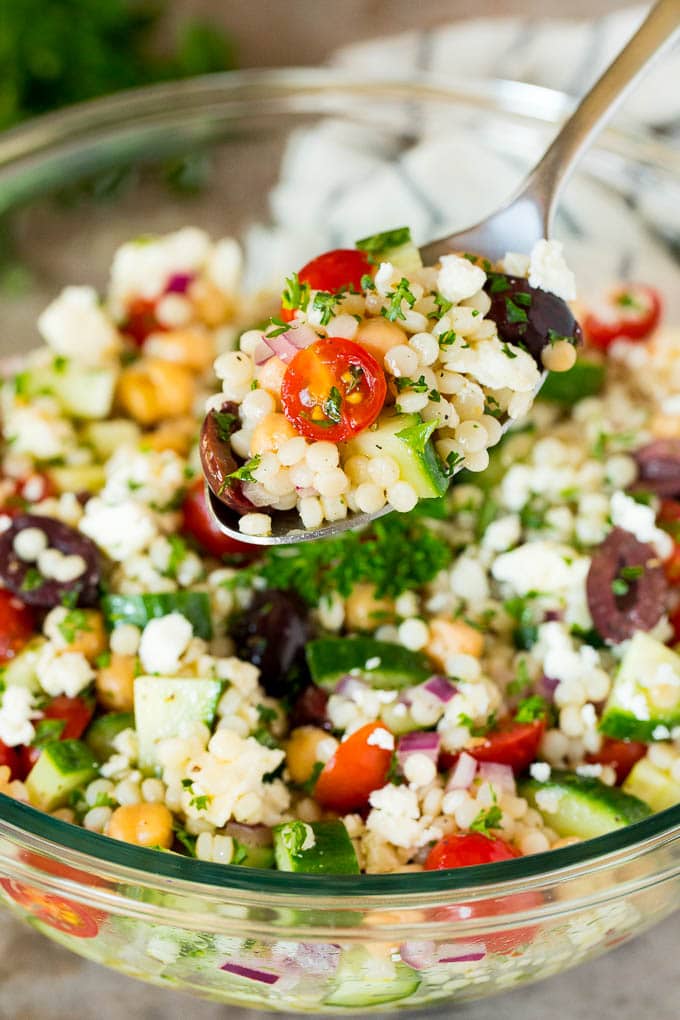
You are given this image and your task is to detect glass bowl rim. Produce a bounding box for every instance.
[0,68,678,900]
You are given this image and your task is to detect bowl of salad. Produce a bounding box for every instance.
[0,71,678,1013]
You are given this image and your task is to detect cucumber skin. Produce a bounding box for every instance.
[306,637,431,691]
[623,758,680,812]
[102,592,213,641]
[273,820,360,875]
[85,712,135,762]
[345,412,448,499]
[324,951,420,1008]
[539,360,605,405]
[599,708,680,743]
[600,633,680,742]
[519,770,651,839]
[25,739,99,811]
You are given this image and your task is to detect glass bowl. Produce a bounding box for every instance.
[0,71,679,1013]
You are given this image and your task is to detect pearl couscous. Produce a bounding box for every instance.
[0,227,678,879]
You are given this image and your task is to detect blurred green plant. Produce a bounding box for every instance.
[0,0,236,129]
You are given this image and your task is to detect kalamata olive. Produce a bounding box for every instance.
[586,527,667,644]
[0,514,101,608]
[289,684,331,731]
[231,588,312,698]
[200,401,256,515]
[484,273,582,365]
[633,440,680,497]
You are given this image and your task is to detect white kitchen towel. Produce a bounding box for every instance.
[244,7,680,309]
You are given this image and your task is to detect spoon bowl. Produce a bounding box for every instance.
[207,0,680,546]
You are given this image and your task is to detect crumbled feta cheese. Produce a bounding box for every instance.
[207,238,243,295]
[0,687,40,746]
[374,261,398,297]
[500,251,531,276]
[492,541,587,597]
[38,286,121,364]
[365,727,394,751]
[535,788,563,815]
[610,491,674,559]
[575,763,604,778]
[441,336,540,393]
[102,447,185,509]
[437,255,487,303]
[482,514,521,553]
[138,613,194,675]
[4,403,75,460]
[529,762,552,783]
[365,656,382,671]
[652,725,672,740]
[108,227,211,319]
[110,624,141,657]
[528,239,576,302]
[366,783,442,849]
[37,646,95,698]
[79,498,157,560]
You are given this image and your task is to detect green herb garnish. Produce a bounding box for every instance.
[382,278,416,322]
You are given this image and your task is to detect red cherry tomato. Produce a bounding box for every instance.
[314,721,394,813]
[281,337,386,442]
[663,544,680,584]
[584,284,662,351]
[0,591,35,665]
[440,717,546,776]
[586,738,647,785]
[0,740,21,780]
[280,248,372,322]
[425,832,519,870]
[18,695,94,776]
[181,479,258,559]
[121,296,164,346]
[0,878,103,938]
[669,602,680,645]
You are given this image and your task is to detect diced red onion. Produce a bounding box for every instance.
[165,272,193,294]
[478,761,515,793]
[272,942,341,976]
[286,323,318,349]
[446,751,477,790]
[538,673,559,701]
[221,962,279,984]
[224,822,273,848]
[423,675,457,703]
[399,940,436,970]
[396,731,440,766]
[263,325,317,365]
[543,609,563,622]
[438,942,487,963]
[253,339,275,365]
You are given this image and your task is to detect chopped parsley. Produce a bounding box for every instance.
[382,278,417,322]
[265,316,290,339]
[322,386,343,424]
[281,271,310,313]
[228,509,452,605]
[395,419,437,453]
[470,802,503,836]
[458,711,497,738]
[165,535,189,579]
[438,329,457,347]
[343,364,364,395]
[514,695,548,723]
[356,226,411,256]
[505,296,529,324]
[360,273,376,292]
[213,408,238,442]
[189,793,212,811]
[395,374,429,393]
[445,450,464,475]
[223,455,262,487]
[504,592,541,650]
[31,718,66,748]
[58,609,91,644]
[507,658,532,698]
[20,567,43,592]
[611,565,643,596]
[301,760,324,795]
[427,292,454,320]
[547,327,575,346]
[173,825,197,857]
[313,290,343,326]
[501,342,518,359]
[488,274,510,294]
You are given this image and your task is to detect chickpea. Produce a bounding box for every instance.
[116,357,195,425]
[107,802,174,849]
[426,618,484,669]
[650,412,680,439]
[355,318,409,365]
[144,329,216,373]
[96,653,136,712]
[189,278,234,326]
[257,356,287,398]
[62,610,107,661]
[143,416,196,455]
[345,583,394,632]
[250,413,297,455]
[286,726,337,784]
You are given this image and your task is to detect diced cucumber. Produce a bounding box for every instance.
[2,637,46,693]
[85,712,134,762]
[273,820,359,875]
[134,676,223,773]
[24,361,117,419]
[539,359,605,405]
[306,637,431,691]
[344,411,448,499]
[49,464,106,495]
[25,739,99,811]
[83,419,141,459]
[600,632,680,742]
[324,948,420,1008]
[355,226,423,274]
[233,842,275,870]
[380,699,421,735]
[623,757,680,812]
[102,592,213,641]
[519,770,651,840]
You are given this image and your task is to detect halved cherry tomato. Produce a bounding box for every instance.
[280,248,372,322]
[584,284,662,351]
[181,478,258,559]
[0,740,21,780]
[121,296,164,346]
[425,832,519,870]
[0,590,35,665]
[313,721,393,813]
[18,695,95,775]
[586,737,647,785]
[440,717,545,776]
[281,337,386,442]
[668,602,680,645]
[664,545,680,584]
[0,878,103,938]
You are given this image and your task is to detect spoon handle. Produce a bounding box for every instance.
[524,0,680,231]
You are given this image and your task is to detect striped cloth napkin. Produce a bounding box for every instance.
[244,7,680,313]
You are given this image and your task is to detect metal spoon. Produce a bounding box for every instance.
[207,0,680,546]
